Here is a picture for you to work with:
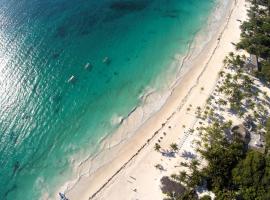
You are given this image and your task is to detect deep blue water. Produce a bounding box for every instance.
[0,0,215,199]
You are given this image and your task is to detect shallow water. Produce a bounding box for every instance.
[0,0,216,199]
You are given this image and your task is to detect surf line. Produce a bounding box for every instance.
[88,0,238,199]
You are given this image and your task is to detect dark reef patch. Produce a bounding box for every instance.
[52,52,60,59]
[162,9,181,19]
[55,25,68,38]
[53,0,151,38]
[109,1,149,12]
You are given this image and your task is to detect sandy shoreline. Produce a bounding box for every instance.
[65,0,248,199]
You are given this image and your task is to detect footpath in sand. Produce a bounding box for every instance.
[67,0,248,199]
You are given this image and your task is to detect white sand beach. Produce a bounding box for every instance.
[66,0,248,199]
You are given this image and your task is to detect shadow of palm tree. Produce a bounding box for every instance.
[181,150,197,159]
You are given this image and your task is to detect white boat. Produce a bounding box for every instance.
[102,57,111,64]
[85,62,92,70]
[85,62,90,69]
[67,75,75,83]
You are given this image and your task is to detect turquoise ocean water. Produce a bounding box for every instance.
[0,0,216,199]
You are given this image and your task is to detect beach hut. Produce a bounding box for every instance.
[160,176,197,199]
[231,124,250,145]
[245,54,258,72]
[255,134,265,148]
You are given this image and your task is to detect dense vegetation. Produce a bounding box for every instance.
[237,0,270,81]
[162,119,270,199]
[161,0,270,199]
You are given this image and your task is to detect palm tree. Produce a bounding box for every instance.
[189,129,195,133]
[154,143,161,152]
[200,87,204,92]
[180,162,189,167]
[170,143,179,152]
[155,164,164,171]
[219,70,225,77]
[190,160,199,170]
[196,106,202,118]
[179,171,188,183]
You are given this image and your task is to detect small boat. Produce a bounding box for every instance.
[102,57,111,65]
[59,193,69,200]
[67,75,75,83]
[84,62,92,70]
[85,62,90,69]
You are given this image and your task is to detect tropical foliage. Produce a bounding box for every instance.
[237,0,270,80]
[160,1,270,199]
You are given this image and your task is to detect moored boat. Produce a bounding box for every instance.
[67,75,75,83]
